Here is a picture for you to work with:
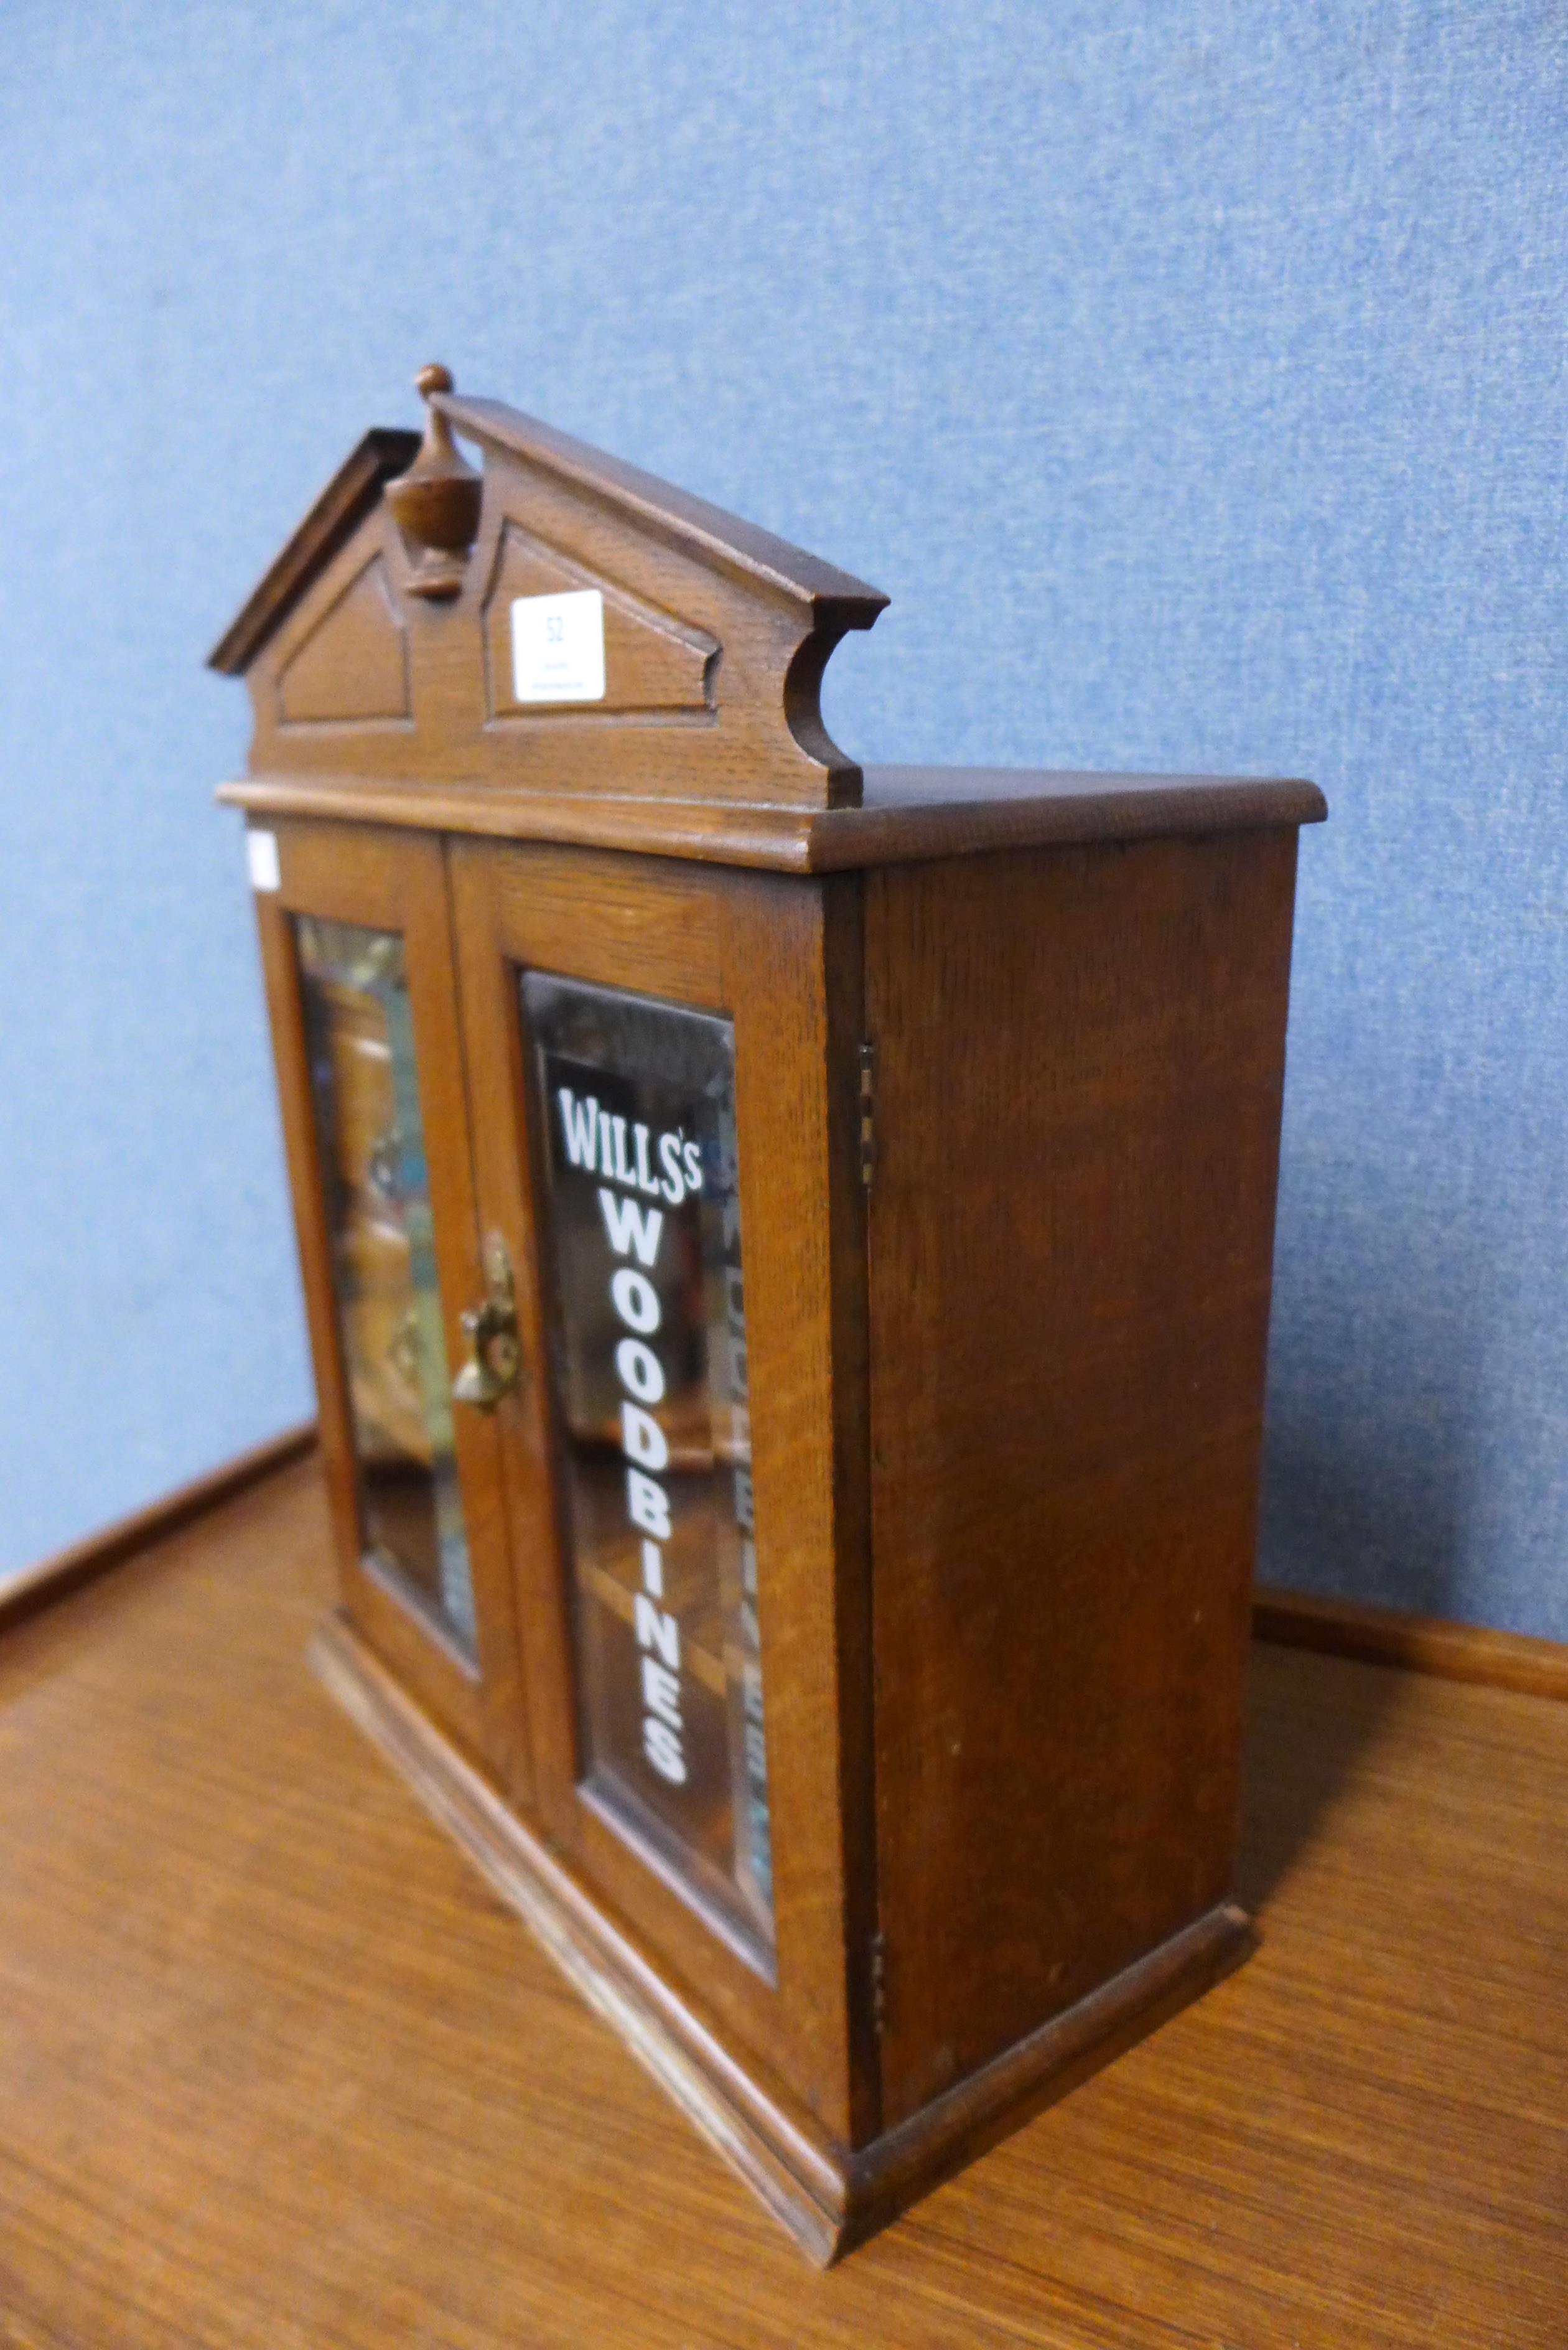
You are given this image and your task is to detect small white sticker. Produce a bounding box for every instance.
[246,829,281,892]
[510,588,606,704]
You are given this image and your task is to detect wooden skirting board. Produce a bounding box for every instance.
[1252,1583,1568,1703]
[0,1421,317,1637]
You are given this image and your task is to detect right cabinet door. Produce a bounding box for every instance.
[448,838,877,2143]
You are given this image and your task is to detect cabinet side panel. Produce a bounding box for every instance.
[867,833,1300,2125]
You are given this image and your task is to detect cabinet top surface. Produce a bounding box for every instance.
[218,761,1325,872]
[210,368,1323,854]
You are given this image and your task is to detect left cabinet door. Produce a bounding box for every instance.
[250,818,533,1800]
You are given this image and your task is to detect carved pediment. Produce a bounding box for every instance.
[276,555,409,726]
[213,370,888,807]
[480,522,717,721]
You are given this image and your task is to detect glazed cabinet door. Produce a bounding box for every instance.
[449,840,876,2145]
[250,818,531,1799]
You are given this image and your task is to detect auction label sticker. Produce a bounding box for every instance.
[510,588,607,703]
[246,828,281,891]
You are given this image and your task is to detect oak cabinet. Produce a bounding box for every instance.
[215,369,1324,2260]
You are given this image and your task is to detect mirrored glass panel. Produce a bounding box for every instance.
[523,971,773,1966]
[296,917,477,1655]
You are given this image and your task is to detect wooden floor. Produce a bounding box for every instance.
[1,1458,1564,2348]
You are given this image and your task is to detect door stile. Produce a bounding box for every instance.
[821,871,882,2149]
[722,867,882,2150]
[444,838,587,1856]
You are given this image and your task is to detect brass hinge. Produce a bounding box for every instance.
[870,1929,887,2037]
[858,1041,877,1189]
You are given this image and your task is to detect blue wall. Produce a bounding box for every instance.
[2,2,1564,1636]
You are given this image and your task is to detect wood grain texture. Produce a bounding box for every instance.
[436,394,886,612]
[218,764,1327,875]
[1,1455,1563,2344]
[867,833,1300,2125]
[459,836,726,1007]
[718,869,877,2146]
[215,400,887,810]
[1254,1582,1568,1702]
[276,553,410,724]
[480,520,717,719]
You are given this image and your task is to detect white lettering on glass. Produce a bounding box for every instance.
[558,1088,599,1169]
[560,1075,704,1785]
[615,1337,665,1404]
[611,1266,661,1334]
[626,1468,671,1542]
[620,1400,669,1471]
[554,1091,702,1205]
[597,1187,663,1266]
[633,1593,680,1670]
[640,1656,682,1730]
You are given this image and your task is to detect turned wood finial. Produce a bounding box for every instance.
[386,363,483,600]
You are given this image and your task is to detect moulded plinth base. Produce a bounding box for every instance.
[309,1613,1254,2265]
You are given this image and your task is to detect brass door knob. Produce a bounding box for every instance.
[451,1236,521,1411]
